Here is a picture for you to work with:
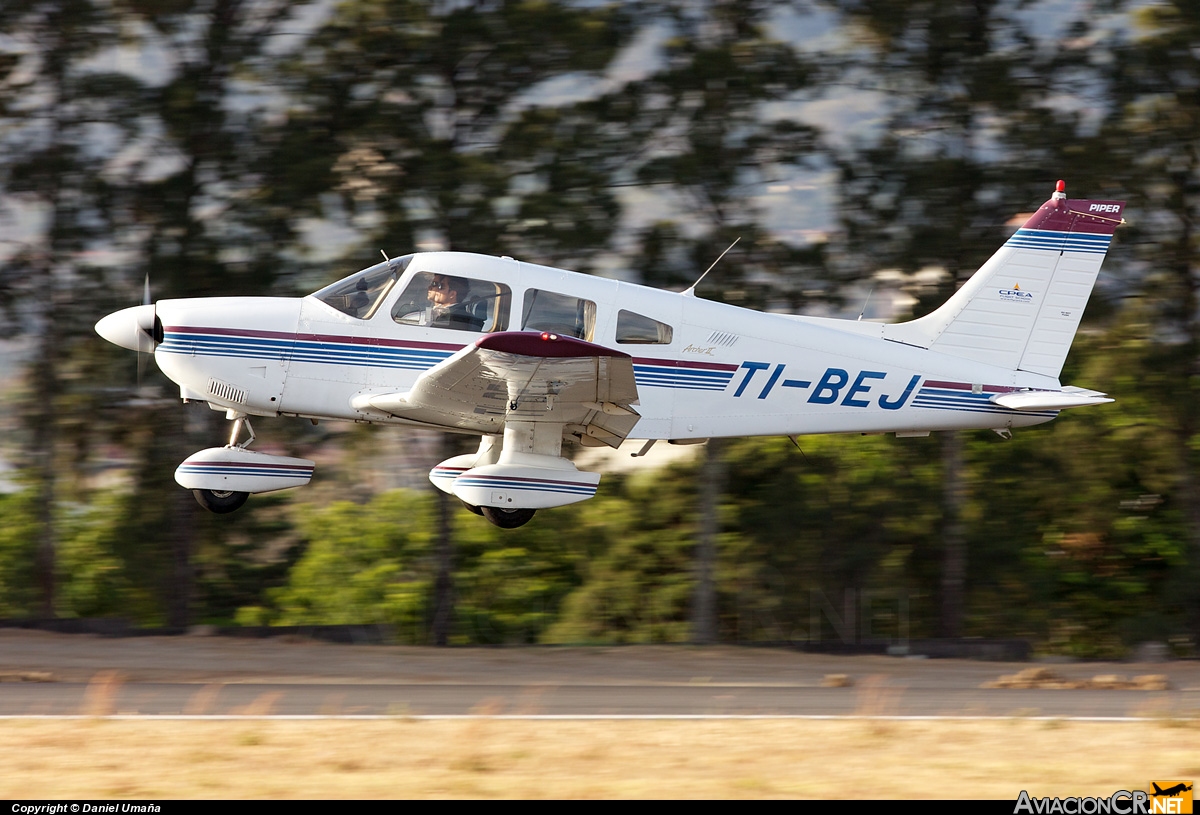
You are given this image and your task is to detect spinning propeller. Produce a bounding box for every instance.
[94,274,162,387]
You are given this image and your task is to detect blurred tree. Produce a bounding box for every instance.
[578,0,822,643]
[100,0,313,627]
[285,0,632,263]
[0,0,146,616]
[1098,0,1200,645]
[543,468,700,644]
[829,0,1063,637]
[0,491,39,617]
[0,0,328,624]
[964,317,1190,655]
[249,488,591,644]
[264,491,434,639]
[618,1,823,306]
[545,434,947,645]
[451,501,594,644]
[718,434,943,643]
[282,0,634,643]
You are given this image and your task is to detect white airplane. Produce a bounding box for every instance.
[96,181,1124,528]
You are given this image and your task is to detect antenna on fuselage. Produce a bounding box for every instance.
[682,237,740,297]
[857,286,875,321]
[380,249,390,262]
[788,435,812,465]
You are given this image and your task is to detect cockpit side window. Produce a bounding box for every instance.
[521,289,596,341]
[616,310,674,345]
[314,255,412,319]
[391,272,511,333]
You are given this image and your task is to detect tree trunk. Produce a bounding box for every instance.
[940,430,967,638]
[168,464,196,629]
[692,438,724,644]
[430,433,455,646]
[32,277,59,619]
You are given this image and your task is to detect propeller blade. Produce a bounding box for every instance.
[139,274,151,387]
[137,334,146,389]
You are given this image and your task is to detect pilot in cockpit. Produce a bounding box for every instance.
[392,272,491,330]
[427,274,476,328]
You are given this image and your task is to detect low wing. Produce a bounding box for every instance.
[351,331,641,448]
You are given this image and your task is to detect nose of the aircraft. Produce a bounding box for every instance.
[95,304,158,352]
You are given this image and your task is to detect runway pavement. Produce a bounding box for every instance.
[1,630,1196,719]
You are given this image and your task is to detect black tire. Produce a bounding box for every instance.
[192,488,249,514]
[460,499,484,516]
[480,506,536,529]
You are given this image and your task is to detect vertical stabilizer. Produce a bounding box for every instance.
[882,181,1124,378]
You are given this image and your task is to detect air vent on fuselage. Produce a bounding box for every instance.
[707,331,739,347]
[208,379,247,404]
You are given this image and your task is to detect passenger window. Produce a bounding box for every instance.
[392,272,511,333]
[616,310,674,345]
[521,289,596,341]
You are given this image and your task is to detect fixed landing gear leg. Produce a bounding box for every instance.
[226,411,256,449]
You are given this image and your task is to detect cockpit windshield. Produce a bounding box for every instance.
[312,255,414,319]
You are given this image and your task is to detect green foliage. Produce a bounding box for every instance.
[190,492,304,627]
[55,492,133,619]
[265,491,435,641]
[718,434,944,643]
[543,468,701,643]
[451,504,596,644]
[0,491,38,617]
[965,322,1195,655]
[251,488,595,644]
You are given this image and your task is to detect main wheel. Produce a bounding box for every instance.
[459,499,484,516]
[480,506,536,529]
[192,488,249,514]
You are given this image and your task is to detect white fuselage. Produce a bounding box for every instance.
[152,252,1061,441]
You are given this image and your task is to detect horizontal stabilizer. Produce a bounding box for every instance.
[989,387,1113,411]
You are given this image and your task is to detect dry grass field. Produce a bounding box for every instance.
[1,716,1196,798]
[1,632,1196,798]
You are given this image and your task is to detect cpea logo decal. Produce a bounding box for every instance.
[1000,282,1034,303]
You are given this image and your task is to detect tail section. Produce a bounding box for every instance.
[883,181,1124,378]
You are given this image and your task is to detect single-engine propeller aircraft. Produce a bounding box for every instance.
[96,181,1124,528]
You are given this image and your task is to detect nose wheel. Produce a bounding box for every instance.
[177,413,315,515]
[191,412,256,514]
[192,488,249,514]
